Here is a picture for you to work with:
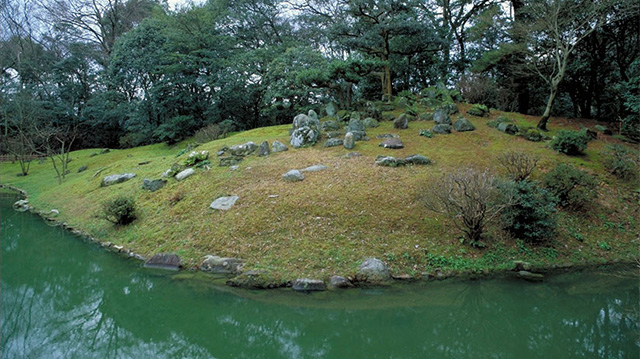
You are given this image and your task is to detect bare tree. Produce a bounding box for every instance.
[36,123,78,184]
[496,151,539,182]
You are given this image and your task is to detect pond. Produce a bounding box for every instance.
[1,194,638,359]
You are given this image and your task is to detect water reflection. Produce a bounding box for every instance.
[1,199,638,359]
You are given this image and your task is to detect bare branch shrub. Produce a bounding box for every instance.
[496,151,539,182]
[421,168,514,245]
[193,124,222,144]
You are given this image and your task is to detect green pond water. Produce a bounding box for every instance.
[1,194,638,359]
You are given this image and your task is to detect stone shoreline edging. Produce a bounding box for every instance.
[1,184,637,291]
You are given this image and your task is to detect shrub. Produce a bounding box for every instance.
[103,196,136,225]
[419,129,434,138]
[602,144,639,181]
[499,180,558,242]
[466,104,489,117]
[550,130,590,155]
[523,128,547,142]
[542,163,598,210]
[496,151,539,182]
[421,168,514,245]
[194,124,222,143]
[487,116,512,128]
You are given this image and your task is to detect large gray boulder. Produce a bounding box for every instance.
[210,196,239,210]
[433,124,452,134]
[344,132,355,150]
[308,109,318,121]
[258,141,270,156]
[329,275,354,289]
[363,117,379,128]
[290,126,319,148]
[219,156,243,167]
[142,178,167,192]
[229,142,258,156]
[498,122,519,135]
[201,255,244,274]
[271,140,288,153]
[379,138,404,149]
[283,170,304,182]
[433,109,452,125]
[324,138,344,147]
[175,168,195,180]
[101,173,136,187]
[356,258,390,284]
[145,253,181,270]
[393,114,409,129]
[348,118,365,132]
[322,120,340,131]
[453,117,476,132]
[292,278,326,292]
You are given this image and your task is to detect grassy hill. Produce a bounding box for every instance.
[1,103,638,284]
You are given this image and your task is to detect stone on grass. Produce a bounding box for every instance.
[175,168,195,181]
[381,113,395,122]
[453,117,476,132]
[433,109,452,125]
[497,122,518,135]
[292,278,326,292]
[344,132,355,150]
[210,195,239,210]
[348,118,365,132]
[440,102,459,115]
[324,138,344,147]
[375,156,406,167]
[329,276,354,288]
[301,165,328,172]
[322,120,340,131]
[258,141,270,156]
[77,165,88,173]
[145,253,181,271]
[308,109,318,120]
[219,156,243,167]
[101,173,136,187]
[201,255,244,274]
[433,124,452,134]
[272,140,288,153]
[350,130,368,141]
[325,102,337,117]
[376,134,399,139]
[229,142,258,156]
[405,154,431,165]
[326,131,343,138]
[344,152,361,159]
[379,138,404,149]
[290,126,319,148]
[363,117,379,128]
[283,170,304,182]
[142,178,167,192]
[356,258,390,284]
[393,114,409,129]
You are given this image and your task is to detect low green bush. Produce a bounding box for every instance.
[542,163,598,210]
[499,180,557,242]
[184,150,209,167]
[523,128,547,142]
[550,130,590,155]
[419,129,434,138]
[103,196,137,225]
[602,144,639,181]
[466,104,489,117]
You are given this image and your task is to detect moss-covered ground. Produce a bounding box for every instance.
[1,104,638,283]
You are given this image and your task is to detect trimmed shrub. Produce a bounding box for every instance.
[602,144,639,181]
[499,180,557,242]
[542,164,598,210]
[103,196,137,225]
[550,130,590,155]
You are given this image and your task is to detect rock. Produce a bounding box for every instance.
[290,126,319,148]
[292,278,326,292]
[229,142,258,157]
[356,258,390,284]
[363,117,379,128]
[145,253,181,270]
[514,261,532,271]
[161,169,171,178]
[348,118,365,132]
[497,122,518,135]
[393,114,410,129]
[101,173,136,187]
[322,120,340,131]
[13,199,30,212]
[229,165,239,171]
[48,209,60,217]
[329,275,354,288]
[344,132,355,150]
[201,255,244,274]
[350,130,368,141]
[283,169,304,182]
[325,102,337,117]
[350,111,362,121]
[440,102,459,115]
[292,114,313,129]
[308,109,318,120]
[324,138,344,147]
[466,104,489,117]
[517,271,544,282]
[77,165,88,173]
[271,140,288,153]
[375,156,406,167]
[376,134,399,139]
[219,156,243,167]
[379,138,404,149]
[227,270,278,289]
[419,112,433,121]
[142,178,167,192]
[300,165,328,172]
[258,141,270,157]
[433,124,452,134]
[326,131,343,138]
[381,113,395,121]
[405,154,431,165]
[453,117,476,132]
[433,109,452,125]
[210,195,239,210]
[344,152,361,158]
[175,168,195,180]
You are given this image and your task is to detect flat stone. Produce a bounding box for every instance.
[229,142,258,156]
[433,124,452,134]
[292,278,326,292]
[210,196,239,210]
[145,253,181,270]
[201,255,244,274]
[405,154,431,165]
[175,168,195,180]
[329,275,354,288]
[101,173,136,187]
[219,156,243,167]
[229,165,239,171]
[300,165,329,172]
[376,134,399,139]
[379,138,404,149]
[77,165,88,173]
[344,152,361,158]
[283,170,304,182]
[324,138,344,147]
[142,178,167,192]
[517,270,544,282]
[375,156,406,167]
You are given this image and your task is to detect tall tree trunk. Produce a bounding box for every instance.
[538,87,558,131]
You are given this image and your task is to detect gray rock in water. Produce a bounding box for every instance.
[229,142,258,156]
[271,140,288,153]
[324,138,344,147]
[290,126,319,148]
[517,270,544,282]
[77,165,88,173]
[210,195,239,210]
[498,122,518,135]
[292,278,326,292]
[405,154,431,165]
[363,117,379,128]
[175,168,195,181]
[356,258,390,284]
[379,138,404,149]
[322,120,340,131]
[393,114,409,129]
[301,165,328,172]
[142,178,167,192]
[344,132,355,149]
[283,169,304,182]
[348,118,365,132]
[201,255,244,274]
[101,173,136,187]
[453,117,476,132]
[433,109,452,125]
[329,275,354,288]
[308,109,318,121]
[258,141,270,157]
[145,253,181,270]
[375,156,406,167]
[433,124,452,134]
[13,199,30,212]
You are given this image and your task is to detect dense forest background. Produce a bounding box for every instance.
[1,0,638,153]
